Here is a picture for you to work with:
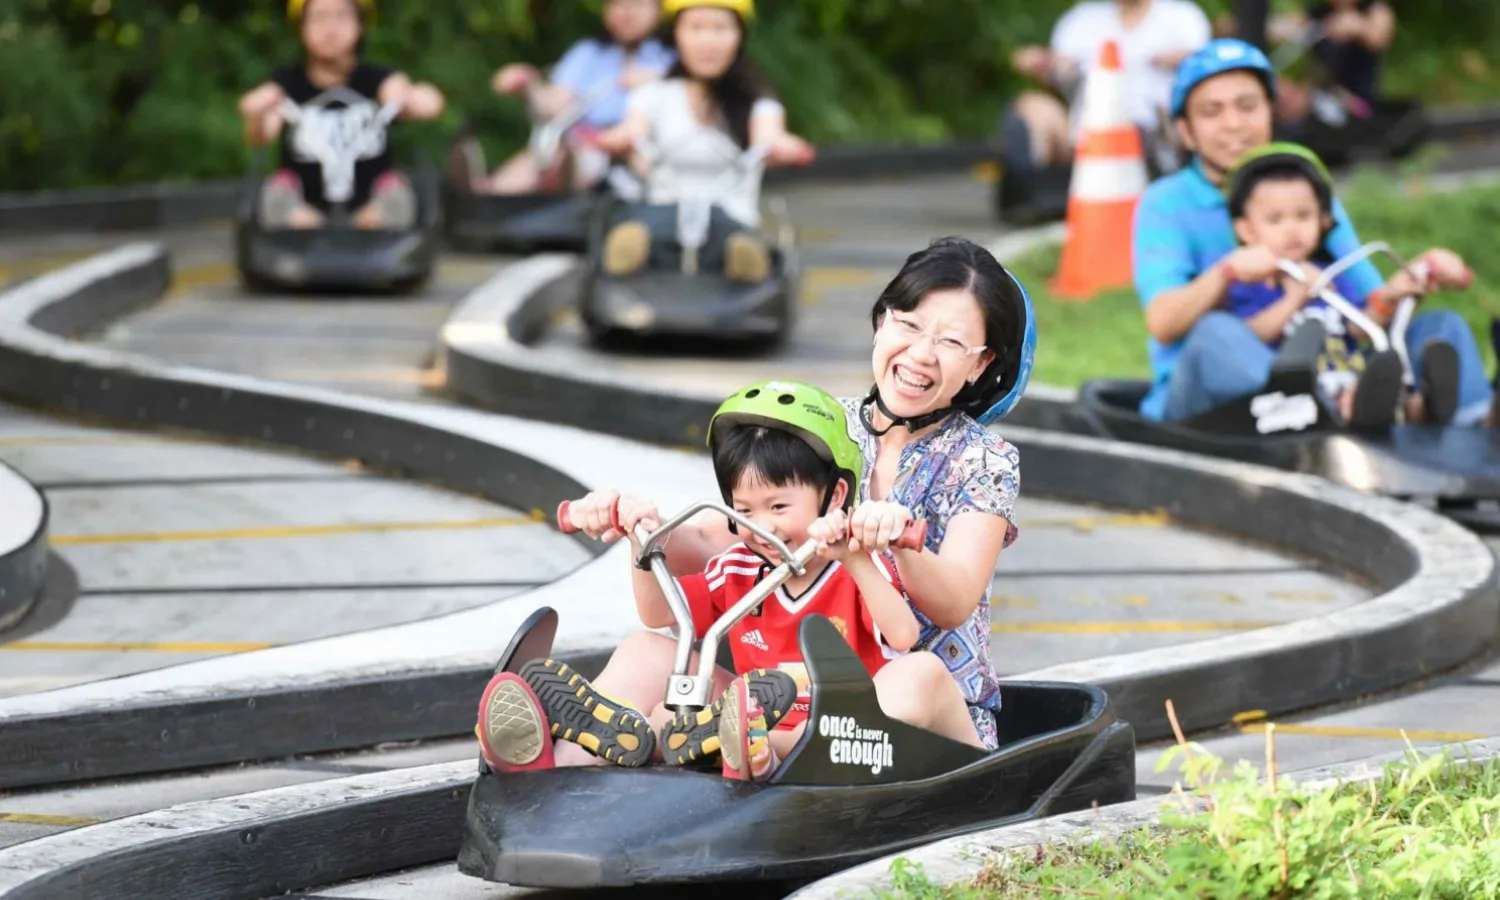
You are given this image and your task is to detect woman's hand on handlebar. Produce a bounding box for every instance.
[562,489,630,543]
[848,501,913,554]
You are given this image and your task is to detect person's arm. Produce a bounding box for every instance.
[889,512,1009,630]
[846,553,918,652]
[239,81,287,146]
[1244,268,1315,342]
[808,509,918,651]
[748,100,815,167]
[379,72,444,120]
[1326,2,1395,52]
[845,497,1011,632]
[595,91,653,157]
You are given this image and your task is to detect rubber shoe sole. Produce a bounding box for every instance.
[661,669,797,766]
[724,231,770,283]
[476,672,555,773]
[1420,341,1460,426]
[719,677,773,781]
[1348,349,1403,431]
[520,658,654,767]
[602,221,650,277]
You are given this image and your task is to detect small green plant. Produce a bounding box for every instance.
[879,704,1500,899]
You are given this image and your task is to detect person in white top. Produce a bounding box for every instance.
[999,0,1211,178]
[595,0,814,283]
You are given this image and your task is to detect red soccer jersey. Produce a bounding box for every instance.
[678,543,906,730]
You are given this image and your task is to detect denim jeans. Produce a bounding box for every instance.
[1161,309,1492,424]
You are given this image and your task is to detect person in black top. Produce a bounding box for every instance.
[1304,0,1393,104]
[1269,0,1394,124]
[237,0,445,229]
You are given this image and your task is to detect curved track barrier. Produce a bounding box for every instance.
[0,462,48,633]
[792,736,1500,898]
[0,247,1492,896]
[442,253,1086,444]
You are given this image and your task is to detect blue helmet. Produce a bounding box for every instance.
[1170,39,1276,119]
[976,268,1036,424]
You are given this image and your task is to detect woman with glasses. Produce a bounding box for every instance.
[564,237,1035,752]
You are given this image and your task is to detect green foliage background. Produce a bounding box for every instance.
[1,0,1496,191]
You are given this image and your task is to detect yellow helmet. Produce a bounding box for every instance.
[662,0,755,22]
[288,0,375,23]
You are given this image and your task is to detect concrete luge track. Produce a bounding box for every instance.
[0,244,1492,897]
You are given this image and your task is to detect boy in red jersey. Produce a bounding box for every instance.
[479,382,982,782]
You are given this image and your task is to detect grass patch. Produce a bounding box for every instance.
[1015,172,1500,389]
[881,743,1500,899]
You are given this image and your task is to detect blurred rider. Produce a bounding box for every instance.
[482,0,674,194]
[1000,0,1211,185]
[595,0,815,283]
[238,0,444,230]
[1132,39,1488,425]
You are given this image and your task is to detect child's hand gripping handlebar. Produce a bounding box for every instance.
[556,496,926,711]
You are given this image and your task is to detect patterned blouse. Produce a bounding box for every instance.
[840,398,1020,750]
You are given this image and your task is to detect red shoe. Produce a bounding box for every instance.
[476,672,555,773]
[719,676,777,782]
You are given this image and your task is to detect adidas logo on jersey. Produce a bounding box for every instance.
[740,629,770,651]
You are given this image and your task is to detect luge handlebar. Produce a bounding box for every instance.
[556,498,926,552]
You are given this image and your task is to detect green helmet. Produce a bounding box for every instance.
[708,380,861,510]
[1226,142,1334,220]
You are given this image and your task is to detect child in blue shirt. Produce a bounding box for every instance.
[1225,143,1465,428]
[482,0,674,194]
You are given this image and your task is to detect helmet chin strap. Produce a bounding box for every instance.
[859,385,952,437]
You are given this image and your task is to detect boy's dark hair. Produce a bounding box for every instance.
[712,424,839,508]
[1227,160,1333,222]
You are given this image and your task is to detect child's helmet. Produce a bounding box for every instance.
[709,381,861,510]
[663,0,755,22]
[288,0,376,23]
[1170,38,1276,119]
[1225,142,1334,220]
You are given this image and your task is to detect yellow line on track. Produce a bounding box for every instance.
[1238,722,1488,743]
[164,262,239,300]
[801,266,884,306]
[1020,509,1171,532]
[0,812,103,827]
[0,434,162,448]
[52,514,540,546]
[0,641,272,654]
[992,620,1273,635]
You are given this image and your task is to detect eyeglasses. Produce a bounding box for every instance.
[881,311,987,360]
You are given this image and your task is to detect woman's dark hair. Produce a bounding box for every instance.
[712,425,838,505]
[666,11,771,148]
[869,237,1025,417]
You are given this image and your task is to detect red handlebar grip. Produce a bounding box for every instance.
[556,500,579,534]
[894,519,927,552]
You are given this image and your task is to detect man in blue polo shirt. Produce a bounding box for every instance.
[1131,39,1490,424]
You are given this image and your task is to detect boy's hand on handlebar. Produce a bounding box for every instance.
[848,501,912,554]
[807,509,851,561]
[1224,246,1281,286]
[616,494,662,540]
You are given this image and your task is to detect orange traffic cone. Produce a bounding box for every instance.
[1050,40,1148,300]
